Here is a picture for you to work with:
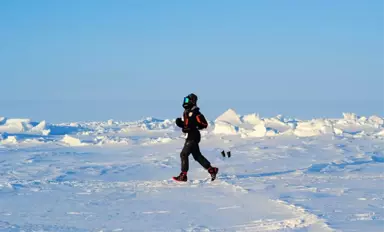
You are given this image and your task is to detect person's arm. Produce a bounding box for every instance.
[196,112,208,129]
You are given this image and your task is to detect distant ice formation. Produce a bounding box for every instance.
[0,109,383,147]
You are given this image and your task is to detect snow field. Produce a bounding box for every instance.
[0,109,383,231]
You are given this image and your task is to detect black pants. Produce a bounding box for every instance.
[180,140,211,172]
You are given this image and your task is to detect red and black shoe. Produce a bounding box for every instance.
[172,172,187,182]
[208,167,219,181]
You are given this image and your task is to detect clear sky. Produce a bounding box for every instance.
[0,0,383,122]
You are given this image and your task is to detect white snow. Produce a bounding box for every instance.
[242,113,263,125]
[0,109,383,231]
[61,135,87,146]
[0,135,17,145]
[215,108,243,125]
[0,118,50,135]
[294,119,332,137]
[213,121,238,135]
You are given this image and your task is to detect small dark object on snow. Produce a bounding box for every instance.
[221,150,231,158]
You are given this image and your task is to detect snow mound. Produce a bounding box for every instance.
[343,112,359,121]
[241,122,268,137]
[213,109,246,135]
[30,120,51,135]
[215,108,242,126]
[339,112,376,126]
[0,118,50,135]
[137,117,174,130]
[0,135,18,145]
[213,109,289,137]
[94,136,131,146]
[264,117,292,133]
[241,113,263,125]
[61,135,87,147]
[294,119,334,137]
[213,121,238,135]
[369,115,384,126]
[119,118,175,132]
[142,137,173,145]
[0,118,31,133]
[212,110,383,138]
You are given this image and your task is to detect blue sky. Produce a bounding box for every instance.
[0,0,383,122]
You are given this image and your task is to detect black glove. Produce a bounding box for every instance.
[176,118,184,128]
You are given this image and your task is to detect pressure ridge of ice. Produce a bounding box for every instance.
[0,110,383,147]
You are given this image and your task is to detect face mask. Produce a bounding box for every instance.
[183,97,193,109]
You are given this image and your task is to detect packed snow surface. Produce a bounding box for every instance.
[0,110,383,232]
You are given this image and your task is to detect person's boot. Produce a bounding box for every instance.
[172,171,187,182]
[208,167,219,181]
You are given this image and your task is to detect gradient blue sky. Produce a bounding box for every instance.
[1,0,383,122]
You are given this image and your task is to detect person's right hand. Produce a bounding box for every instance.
[176,118,183,128]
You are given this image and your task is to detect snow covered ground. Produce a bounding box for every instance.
[0,110,383,232]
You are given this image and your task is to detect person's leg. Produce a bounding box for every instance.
[173,140,193,181]
[190,141,211,169]
[191,141,219,180]
[180,140,193,172]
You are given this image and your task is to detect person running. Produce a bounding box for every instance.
[173,93,219,182]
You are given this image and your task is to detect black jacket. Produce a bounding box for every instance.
[176,106,208,142]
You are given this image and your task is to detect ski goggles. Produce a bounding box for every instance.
[183,97,190,104]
